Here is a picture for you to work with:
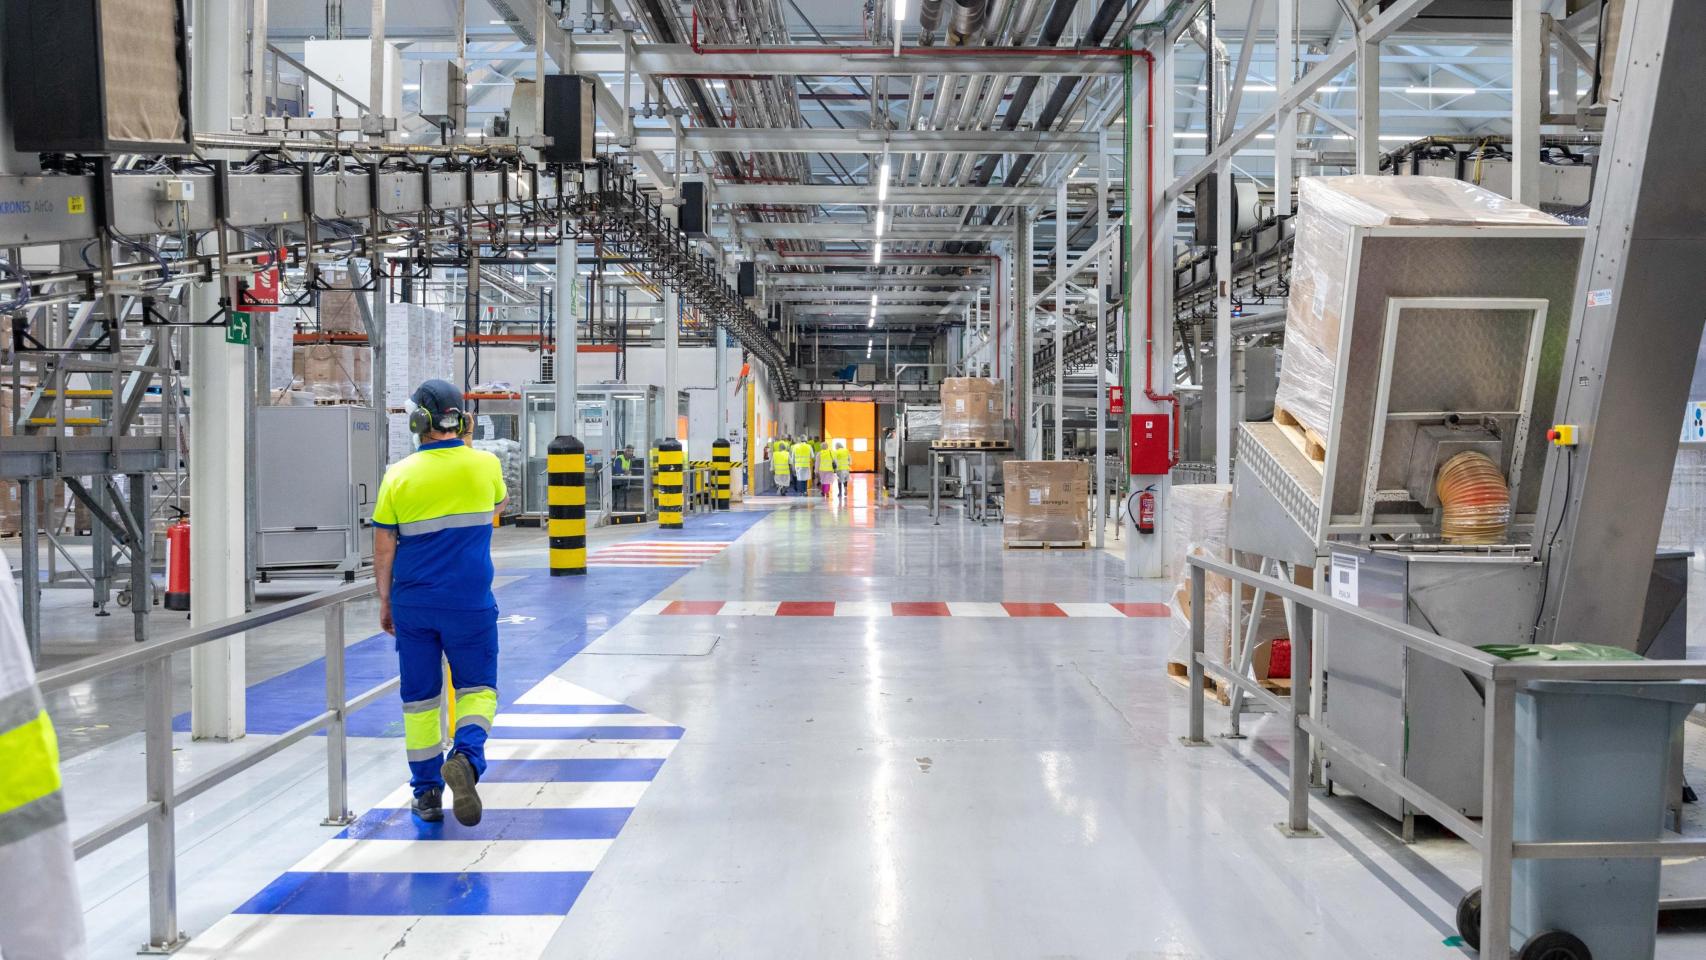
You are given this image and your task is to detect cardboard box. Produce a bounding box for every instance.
[940,377,1004,442]
[1002,460,1089,544]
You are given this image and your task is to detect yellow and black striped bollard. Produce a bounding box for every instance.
[712,439,732,510]
[547,435,587,576]
[655,439,685,529]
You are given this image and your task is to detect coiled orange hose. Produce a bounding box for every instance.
[1436,451,1511,545]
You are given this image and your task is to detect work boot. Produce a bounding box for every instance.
[411,787,444,823]
[441,753,483,827]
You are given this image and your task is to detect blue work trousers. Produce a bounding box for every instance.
[394,604,499,796]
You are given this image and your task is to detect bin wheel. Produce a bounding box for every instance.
[1456,888,1482,951]
[1518,931,1591,960]
[117,590,132,608]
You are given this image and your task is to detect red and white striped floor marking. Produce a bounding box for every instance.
[629,599,1168,618]
[588,540,732,568]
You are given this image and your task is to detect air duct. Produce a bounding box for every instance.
[1436,451,1511,545]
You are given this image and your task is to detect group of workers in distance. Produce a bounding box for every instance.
[769,436,852,497]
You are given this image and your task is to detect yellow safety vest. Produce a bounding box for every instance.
[0,554,86,956]
[817,447,835,471]
[772,446,791,475]
[834,448,852,471]
[790,442,813,469]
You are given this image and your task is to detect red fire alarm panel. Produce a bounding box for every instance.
[1129,413,1171,475]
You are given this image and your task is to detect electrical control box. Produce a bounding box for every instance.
[737,261,756,298]
[1129,412,1171,475]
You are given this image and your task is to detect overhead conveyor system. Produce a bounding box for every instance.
[0,148,790,393]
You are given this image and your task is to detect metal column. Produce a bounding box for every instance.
[1275,0,1297,216]
[1511,0,1545,207]
[554,218,578,438]
[1214,158,1232,484]
[1094,134,1109,550]
[1354,32,1381,174]
[1053,177,1066,461]
[1535,0,1706,650]
[664,287,680,442]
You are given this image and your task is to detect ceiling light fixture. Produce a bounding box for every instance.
[867,338,874,358]
[874,209,886,237]
[873,242,883,266]
[870,294,879,307]
[878,155,891,203]
[893,0,907,21]
[1404,86,1477,96]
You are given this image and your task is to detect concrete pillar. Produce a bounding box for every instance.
[1126,33,1173,581]
[189,0,249,740]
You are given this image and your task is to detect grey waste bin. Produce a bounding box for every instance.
[1506,677,1706,959]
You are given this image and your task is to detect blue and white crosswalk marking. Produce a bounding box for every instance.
[181,679,682,958]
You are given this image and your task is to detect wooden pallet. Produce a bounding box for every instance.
[1273,407,1328,467]
[1003,540,1087,550]
[1167,661,1292,705]
[933,439,1011,450]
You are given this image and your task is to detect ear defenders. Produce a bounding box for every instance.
[407,403,470,436]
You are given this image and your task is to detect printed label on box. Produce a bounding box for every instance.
[1028,489,1042,505]
[1587,288,1613,308]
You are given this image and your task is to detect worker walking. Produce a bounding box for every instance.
[374,379,508,827]
[833,440,853,499]
[790,437,814,496]
[0,554,87,960]
[817,442,837,498]
[771,439,792,495]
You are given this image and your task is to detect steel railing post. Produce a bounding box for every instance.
[1282,602,1318,837]
[322,602,354,826]
[141,657,183,952]
[1479,676,1518,960]
[1183,562,1209,746]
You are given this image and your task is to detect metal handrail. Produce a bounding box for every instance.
[42,582,392,953]
[1181,554,1706,960]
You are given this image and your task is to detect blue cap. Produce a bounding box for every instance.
[411,379,463,431]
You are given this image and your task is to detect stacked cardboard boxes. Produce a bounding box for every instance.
[1002,460,1089,545]
[939,377,1005,442]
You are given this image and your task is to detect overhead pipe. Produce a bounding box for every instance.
[947,0,988,44]
[920,0,947,38]
[688,5,1140,57]
[1123,44,1179,462]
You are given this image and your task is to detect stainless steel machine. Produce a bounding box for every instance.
[254,405,379,577]
[1226,182,1587,825]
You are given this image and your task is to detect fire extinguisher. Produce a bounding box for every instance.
[1132,485,1157,535]
[165,509,191,612]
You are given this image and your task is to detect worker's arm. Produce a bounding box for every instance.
[374,527,396,634]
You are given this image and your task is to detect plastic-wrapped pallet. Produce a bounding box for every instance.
[387,412,416,463]
[295,344,370,403]
[267,308,303,392]
[1273,176,1564,438]
[1002,460,1089,544]
[1165,484,1290,674]
[474,438,522,512]
[939,377,1004,442]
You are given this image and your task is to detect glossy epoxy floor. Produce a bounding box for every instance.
[53,482,1706,958]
